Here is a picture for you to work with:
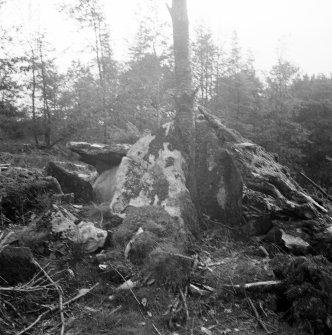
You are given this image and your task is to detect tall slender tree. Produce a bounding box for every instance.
[63,0,118,142]
[168,0,197,201]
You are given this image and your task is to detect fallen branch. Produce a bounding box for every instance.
[108,264,162,335]
[17,309,50,335]
[32,259,65,335]
[179,287,189,327]
[299,172,332,202]
[247,297,273,334]
[17,283,99,335]
[227,280,282,293]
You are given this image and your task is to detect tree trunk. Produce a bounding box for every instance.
[31,46,39,146]
[38,38,51,148]
[169,0,192,95]
[168,0,197,203]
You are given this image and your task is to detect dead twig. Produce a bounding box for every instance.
[17,283,99,335]
[222,280,282,292]
[299,171,332,202]
[179,287,189,328]
[17,309,50,335]
[108,264,163,335]
[32,259,65,335]
[158,250,195,261]
[247,297,272,334]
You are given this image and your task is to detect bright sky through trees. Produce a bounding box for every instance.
[1,0,331,75]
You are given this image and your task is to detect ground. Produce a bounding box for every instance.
[0,147,326,335]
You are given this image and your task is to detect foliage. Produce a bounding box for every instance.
[0,3,331,188]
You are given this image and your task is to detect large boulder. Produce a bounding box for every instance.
[110,121,199,236]
[67,142,130,174]
[45,161,95,203]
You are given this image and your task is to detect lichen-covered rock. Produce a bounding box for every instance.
[45,161,94,203]
[195,119,243,223]
[110,122,199,235]
[67,141,130,173]
[49,205,107,253]
[0,167,62,221]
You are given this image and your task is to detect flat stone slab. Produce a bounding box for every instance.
[67,142,131,173]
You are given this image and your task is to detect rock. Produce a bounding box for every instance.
[51,192,75,204]
[76,221,108,253]
[110,121,199,235]
[93,166,119,203]
[113,206,186,263]
[195,119,243,223]
[50,205,107,253]
[112,205,191,284]
[45,161,94,203]
[0,167,62,221]
[50,205,78,239]
[67,141,130,173]
[0,246,37,285]
[280,229,310,253]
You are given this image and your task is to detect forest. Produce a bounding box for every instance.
[1,1,332,335]
[1,0,331,190]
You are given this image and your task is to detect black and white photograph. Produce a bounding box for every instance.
[0,1,331,334]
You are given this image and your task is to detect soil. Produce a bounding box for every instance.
[0,150,330,335]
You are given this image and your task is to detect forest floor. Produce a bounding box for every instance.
[58,225,305,335]
[0,148,316,335]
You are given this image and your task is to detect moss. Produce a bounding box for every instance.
[149,165,169,205]
[112,206,191,283]
[147,242,192,287]
[122,160,146,203]
[128,231,158,265]
[113,206,175,247]
[272,254,332,334]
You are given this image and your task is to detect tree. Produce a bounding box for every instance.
[168,0,197,201]
[192,25,217,106]
[266,58,299,118]
[118,2,174,130]
[291,74,332,187]
[0,28,27,139]
[63,0,119,142]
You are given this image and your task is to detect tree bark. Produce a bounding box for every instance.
[168,0,193,96]
[30,46,39,146]
[169,0,197,204]
[38,38,51,148]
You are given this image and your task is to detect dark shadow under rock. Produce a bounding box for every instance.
[0,246,37,285]
[45,161,94,203]
[195,119,243,223]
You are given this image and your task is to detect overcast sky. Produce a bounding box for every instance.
[1,0,331,75]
